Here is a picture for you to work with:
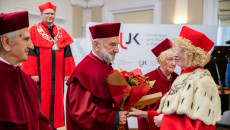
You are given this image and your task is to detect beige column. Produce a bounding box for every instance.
[72,5,83,37]
[161,0,176,24]
[161,0,203,24]
[187,0,203,24]
[91,6,102,22]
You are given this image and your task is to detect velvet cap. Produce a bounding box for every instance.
[89,23,121,39]
[179,26,214,52]
[39,2,56,12]
[0,11,29,35]
[151,38,173,57]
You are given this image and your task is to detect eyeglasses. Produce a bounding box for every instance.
[43,13,55,16]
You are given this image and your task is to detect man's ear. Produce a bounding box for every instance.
[1,36,11,52]
[93,40,100,52]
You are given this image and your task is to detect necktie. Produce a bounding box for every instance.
[48,26,54,39]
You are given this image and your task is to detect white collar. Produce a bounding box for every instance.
[0,57,10,64]
[91,51,111,65]
[92,51,103,60]
[49,23,54,28]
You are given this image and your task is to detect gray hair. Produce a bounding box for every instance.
[92,38,103,44]
[0,30,18,49]
[157,48,174,63]
[92,38,103,52]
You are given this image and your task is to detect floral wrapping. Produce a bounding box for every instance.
[106,67,159,110]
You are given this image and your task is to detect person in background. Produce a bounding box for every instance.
[130,38,178,130]
[0,11,51,130]
[20,2,75,129]
[66,23,128,130]
[226,49,230,88]
[153,26,221,129]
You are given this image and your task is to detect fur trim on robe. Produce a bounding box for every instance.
[157,68,221,125]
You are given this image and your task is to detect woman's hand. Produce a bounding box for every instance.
[128,107,148,119]
[153,114,164,127]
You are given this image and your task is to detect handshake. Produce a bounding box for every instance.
[118,107,164,128]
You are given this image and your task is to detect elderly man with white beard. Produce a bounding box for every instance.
[65,23,128,130]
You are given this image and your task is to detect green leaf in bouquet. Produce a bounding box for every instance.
[147,81,153,88]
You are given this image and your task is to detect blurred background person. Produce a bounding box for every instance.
[0,11,51,130]
[131,38,178,130]
[20,2,75,129]
[226,49,230,88]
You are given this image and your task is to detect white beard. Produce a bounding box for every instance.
[100,46,115,63]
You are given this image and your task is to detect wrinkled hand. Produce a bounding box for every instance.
[64,76,69,81]
[154,114,164,127]
[31,76,39,82]
[128,107,148,119]
[119,111,128,125]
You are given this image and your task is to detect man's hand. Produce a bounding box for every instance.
[31,76,39,82]
[119,111,128,125]
[154,114,164,127]
[64,76,69,81]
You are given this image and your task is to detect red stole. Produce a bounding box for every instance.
[181,67,203,74]
[67,52,114,100]
[20,21,75,128]
[29,21,73,49]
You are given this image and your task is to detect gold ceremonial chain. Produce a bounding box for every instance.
[36,22,62,43]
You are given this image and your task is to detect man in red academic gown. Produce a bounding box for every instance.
[21,2,75,129]
[0,11,51,130]
[66,23,128,130]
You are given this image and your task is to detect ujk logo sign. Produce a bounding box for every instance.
[120,32,140,50]
[139,60,147,67]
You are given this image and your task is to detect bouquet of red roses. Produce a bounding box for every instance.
[106,67,158,110]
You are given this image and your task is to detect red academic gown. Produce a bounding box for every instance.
[66,52,119,130]
[148,67,216,130]
[21,21,75,128]
[138,67,178,130]
[0,60,52,130]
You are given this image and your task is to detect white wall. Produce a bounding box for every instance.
[104,0,154,7]
[0,0,73,36]
[102,0,160,23]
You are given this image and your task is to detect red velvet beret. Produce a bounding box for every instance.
[0,11,29,35]
[151,38,173,57]
[39,2,56,12]
[179,26,214,52]
[89,23,121,39]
